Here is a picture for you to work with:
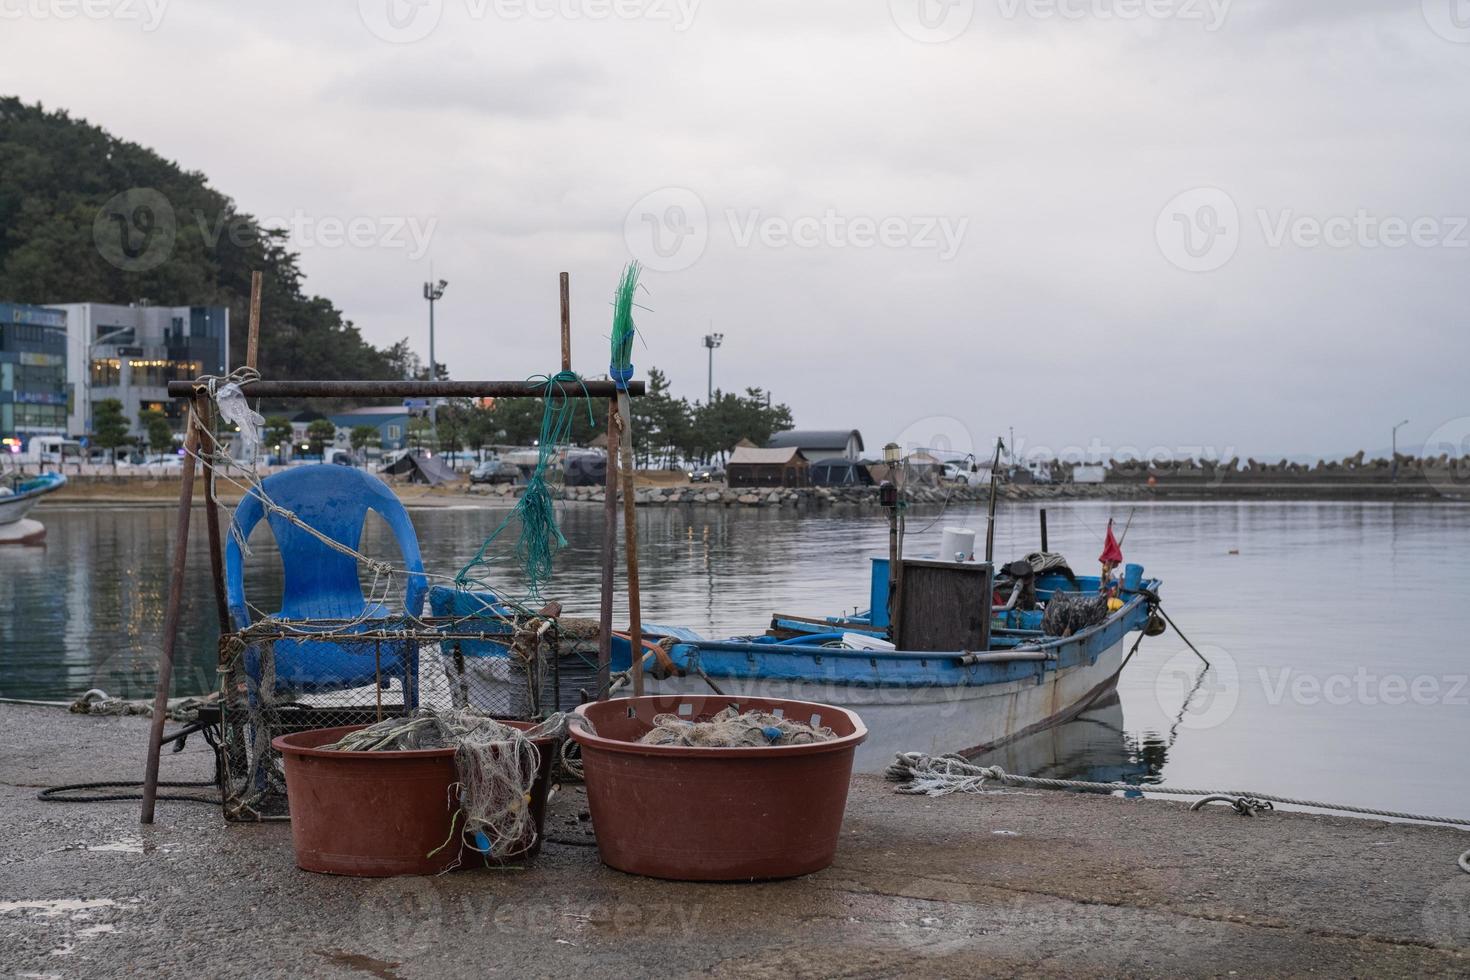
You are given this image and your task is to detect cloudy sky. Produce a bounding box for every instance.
[5,0,1468,461]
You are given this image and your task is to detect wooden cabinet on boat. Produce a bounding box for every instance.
[895,559,994,652]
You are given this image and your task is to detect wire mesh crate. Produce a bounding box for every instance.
[216,616,594,822]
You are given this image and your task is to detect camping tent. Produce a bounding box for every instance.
[727,446,809,488]
[564,450,607,487]
[380,450,460,486]
[810,457,874,487]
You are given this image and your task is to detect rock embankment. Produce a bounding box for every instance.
[464,482,1147,507]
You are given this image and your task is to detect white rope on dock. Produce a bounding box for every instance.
[887,753,1470,875]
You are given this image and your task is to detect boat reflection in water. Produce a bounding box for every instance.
[961,691,1165,792]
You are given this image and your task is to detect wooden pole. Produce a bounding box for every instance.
[596,400,618,699]
[984,438,1004,564]
[1117,507,1137,547]
[559,272,571,372]
[246,270,262,371]
[146,272,261,822]
[140,402,203,824]
[617,389,644,698]
[1040,508,1049,553]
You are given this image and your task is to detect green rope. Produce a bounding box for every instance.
[609,261,639,383]
[455,371,593,601]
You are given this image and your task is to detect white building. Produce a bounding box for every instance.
[53,302,229,438]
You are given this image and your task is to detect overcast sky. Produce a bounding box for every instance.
[5,0,1468,461]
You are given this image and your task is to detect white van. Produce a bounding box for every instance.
[19,436,84,466]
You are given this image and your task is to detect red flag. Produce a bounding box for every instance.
[1099,518,1123,566]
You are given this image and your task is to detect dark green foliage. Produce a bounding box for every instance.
[349,425,378,452]
[685,387,794,466]
[407,416,434,451]
[0,97,399,388]
[305,418,337,456]
[140,408,173,453]
[91,397,129,451]
[263,416,293,453]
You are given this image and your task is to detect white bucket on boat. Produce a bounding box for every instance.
[940,527,976,563]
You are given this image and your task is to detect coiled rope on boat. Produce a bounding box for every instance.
[887,753,1470,875]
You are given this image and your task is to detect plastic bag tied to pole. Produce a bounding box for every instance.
[216,382,266,463]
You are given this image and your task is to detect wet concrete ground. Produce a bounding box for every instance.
[2,705,1467,978]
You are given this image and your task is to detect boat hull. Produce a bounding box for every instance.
[0,492,43,524]
[0,473,66,525]
[633,630,1130,772]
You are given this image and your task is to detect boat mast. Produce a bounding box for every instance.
[984,437,1004,564]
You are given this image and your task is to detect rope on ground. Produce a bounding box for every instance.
[68,689,218,721]
[38,780,219,805]
[887,753,1470,874]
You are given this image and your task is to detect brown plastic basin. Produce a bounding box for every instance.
[569,695,867,881]
[273,721,557,877]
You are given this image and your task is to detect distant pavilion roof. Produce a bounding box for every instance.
[729,446,807,466]
[767,429,864,453]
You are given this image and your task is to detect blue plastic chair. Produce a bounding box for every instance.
[225,466,427,699]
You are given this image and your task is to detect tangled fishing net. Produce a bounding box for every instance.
[325,709,566,860]
[636,706,835,747]
[1040,592,1110,637]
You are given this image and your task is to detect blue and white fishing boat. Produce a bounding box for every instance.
[0,472,66,525]
[617,542,1163,772]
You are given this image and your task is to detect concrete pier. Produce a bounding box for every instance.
[2,705,1466,978]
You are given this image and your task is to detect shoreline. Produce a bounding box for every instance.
[33,478,1466,512]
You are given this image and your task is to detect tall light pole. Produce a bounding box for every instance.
[702,332,724,403]
[423,278,447,437]
[83,326,133,446]
[1392,418,1409,483]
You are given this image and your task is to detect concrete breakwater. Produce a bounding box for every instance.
[466,481,1150,507]
[4,705,1468,975]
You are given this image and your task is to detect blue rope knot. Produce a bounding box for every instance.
[609,364,634,391]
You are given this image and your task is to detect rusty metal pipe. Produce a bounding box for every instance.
[165,379,644,400]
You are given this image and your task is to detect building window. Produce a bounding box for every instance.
[14,404,66,430]
[91,359,122,387]
[386,424,401,440]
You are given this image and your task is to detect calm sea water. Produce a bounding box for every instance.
[4,499,1467,817]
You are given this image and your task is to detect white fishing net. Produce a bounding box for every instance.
[325,709,566,860]
[635,706,835,747]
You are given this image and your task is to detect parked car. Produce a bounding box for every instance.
[470,460,520,485]
[690,466,725,484]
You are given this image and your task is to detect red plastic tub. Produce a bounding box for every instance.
[569,695,867,881]
[273,722,557,877]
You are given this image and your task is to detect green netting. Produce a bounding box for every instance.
[454,371,592,601]
[609,261,640,380]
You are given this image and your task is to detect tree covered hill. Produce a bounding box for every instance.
[0,97,400,381]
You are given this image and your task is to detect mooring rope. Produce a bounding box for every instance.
[887,753,1470,874]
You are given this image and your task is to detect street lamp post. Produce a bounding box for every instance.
[1392,418,1410,483]
[83,326,134,450]
[423,278,447,439]
[702,332,724,403]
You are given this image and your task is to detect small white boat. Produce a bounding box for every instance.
[0,473,67,524]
